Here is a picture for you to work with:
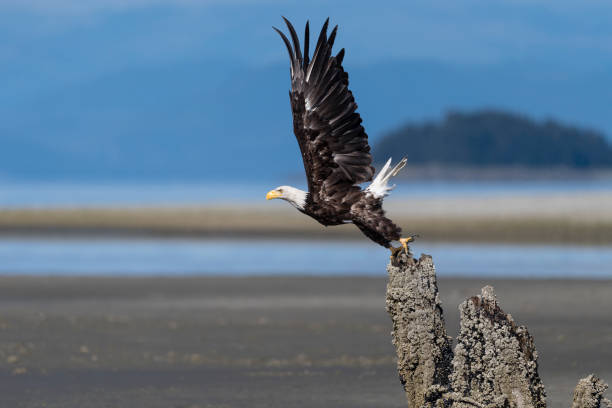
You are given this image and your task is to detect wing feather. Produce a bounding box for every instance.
[275,18,374,208]
[303,22,310,68]
[273,27,295,74]
[282,17,302,67]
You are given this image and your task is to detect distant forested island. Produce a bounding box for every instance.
[374,111,612,169]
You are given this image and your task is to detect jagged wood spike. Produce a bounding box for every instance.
[571,375,610,408]
[451,285,546,408]
[385,254,453,408]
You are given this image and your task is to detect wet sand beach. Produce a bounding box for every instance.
[0,275,610,408]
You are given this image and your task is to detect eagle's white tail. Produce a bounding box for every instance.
[365,157,407,199]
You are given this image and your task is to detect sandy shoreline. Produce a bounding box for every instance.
[1,192,612,244]
[0,275,610,407]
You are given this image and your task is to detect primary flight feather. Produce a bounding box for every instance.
[266,18,416,255]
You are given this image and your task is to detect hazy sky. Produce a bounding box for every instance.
[3,1,611,108]
[1,1,611,180]
[3,1,612,66]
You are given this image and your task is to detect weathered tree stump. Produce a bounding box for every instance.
[571,376,612,408]
[386,252,610,408]
[386,253,453,408]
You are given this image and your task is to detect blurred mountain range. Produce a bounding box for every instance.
[2,58,612,182]
[2,2,612,182]
[375,111,612,169]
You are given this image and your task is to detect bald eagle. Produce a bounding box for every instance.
[266,18,416,256]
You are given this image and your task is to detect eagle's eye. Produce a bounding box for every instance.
[279,189,284,194]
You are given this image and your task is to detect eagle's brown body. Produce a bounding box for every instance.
[271,18,405,249]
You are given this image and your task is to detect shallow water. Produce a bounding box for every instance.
[0,238,610,278]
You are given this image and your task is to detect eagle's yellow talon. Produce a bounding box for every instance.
[399,236,416,254]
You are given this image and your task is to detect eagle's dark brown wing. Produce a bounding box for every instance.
[274,18,374,207]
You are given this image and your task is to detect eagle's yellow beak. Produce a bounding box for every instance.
[266,189,282,200]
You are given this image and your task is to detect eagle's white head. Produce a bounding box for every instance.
[266,185,307,210]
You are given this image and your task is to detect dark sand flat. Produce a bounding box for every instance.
[0,275,610,407]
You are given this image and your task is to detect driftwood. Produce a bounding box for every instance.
[386,253,610,408]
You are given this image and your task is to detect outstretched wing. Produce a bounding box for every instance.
[274,18,374,206]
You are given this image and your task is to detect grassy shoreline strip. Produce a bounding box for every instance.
[0,208,610,244]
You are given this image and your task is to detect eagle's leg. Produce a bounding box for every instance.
[389,246,404,259]
[399,235,418,254]
[389,236,417,260]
